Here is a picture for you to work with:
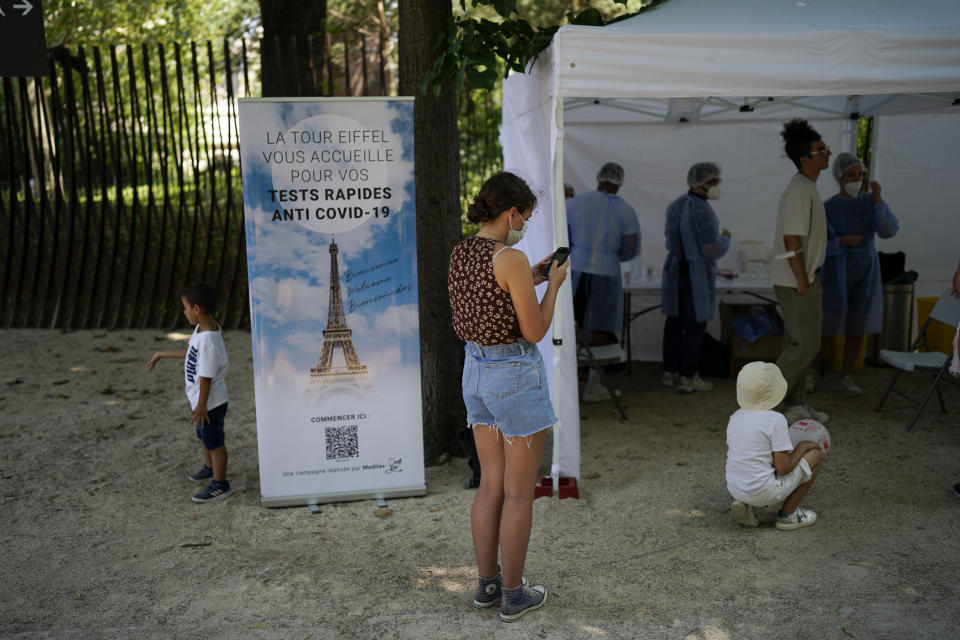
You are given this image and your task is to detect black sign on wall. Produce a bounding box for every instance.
[0,0,48,77]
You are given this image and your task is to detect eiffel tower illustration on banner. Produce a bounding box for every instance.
[308,239,369,395]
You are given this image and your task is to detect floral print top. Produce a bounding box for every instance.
[448,236,521,346]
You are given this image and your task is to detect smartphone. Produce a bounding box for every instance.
[550,246,570,267]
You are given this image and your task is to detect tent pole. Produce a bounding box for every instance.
[551,95,565,498]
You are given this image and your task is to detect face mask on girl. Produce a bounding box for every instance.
[843,181,861,197]
[505,212,527,246]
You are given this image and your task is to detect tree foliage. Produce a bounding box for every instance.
[42,0,259,46]
[423,0,667,93]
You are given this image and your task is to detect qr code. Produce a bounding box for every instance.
[325,425,359,460]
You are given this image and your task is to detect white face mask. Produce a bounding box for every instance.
[706,185,722,200]
[843,181,861,197]
[505,214,527,246]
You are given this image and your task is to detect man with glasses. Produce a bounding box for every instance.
[770,119,831,424]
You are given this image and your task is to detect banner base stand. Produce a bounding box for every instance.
[261,484,426,508]
[534,476,579,500]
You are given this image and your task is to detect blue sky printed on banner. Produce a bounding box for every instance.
[240,100,418,398]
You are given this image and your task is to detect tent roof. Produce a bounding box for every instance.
[548,0,960,99]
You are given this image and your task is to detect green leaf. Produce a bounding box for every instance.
[493,0,517,18]
[465,65,498,91]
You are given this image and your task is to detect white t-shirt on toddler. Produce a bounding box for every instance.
[184,324,229,411]
[725,408,794,499]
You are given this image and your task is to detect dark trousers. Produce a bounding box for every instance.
[662,270,705,378]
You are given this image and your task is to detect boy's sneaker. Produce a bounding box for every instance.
[189,464,213,482]
[473,570,528,609]
[784,404,829,424]
[730,500,759,527]
[499,584,546,622]
[661,371,677,388]
[775,507,817,530]
[838,374,863,397]
[192,480,231,503]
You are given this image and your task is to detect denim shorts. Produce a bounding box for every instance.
[462,340,558,440]
[195,402,227,450]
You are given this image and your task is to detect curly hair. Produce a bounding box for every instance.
[466,172,537,224]
[781,118,822,170]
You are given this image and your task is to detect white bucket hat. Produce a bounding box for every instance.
[736,361,788,411]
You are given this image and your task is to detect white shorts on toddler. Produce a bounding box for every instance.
[731,458,813,508]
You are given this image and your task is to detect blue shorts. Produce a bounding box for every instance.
[462,341,558,440]
[195,402,227,450]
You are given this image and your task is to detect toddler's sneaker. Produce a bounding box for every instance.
[189,464,213,482]
[730,500,759,527]
[661,371,677,388]
[775,507,817,530]
[499,584,546,622]
[838,374,863,397]
[473,569,528,609]
[192,480,231,503]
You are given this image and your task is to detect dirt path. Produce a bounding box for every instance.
[1,329,958,639]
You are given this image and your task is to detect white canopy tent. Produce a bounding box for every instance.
[500,0,960,483]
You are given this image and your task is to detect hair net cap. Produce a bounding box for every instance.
[736,361,788,411]
[597,162,625,186]
[687,162,721,188]
[832,152,864,183]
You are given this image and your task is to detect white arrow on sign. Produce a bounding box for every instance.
[13,1,34,16]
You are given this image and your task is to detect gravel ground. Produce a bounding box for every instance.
[1,328,958,639]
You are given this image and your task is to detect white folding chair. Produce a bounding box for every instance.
[875,290,960,431]
[576,331,628,420]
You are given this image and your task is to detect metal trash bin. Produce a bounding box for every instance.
[867,283,914,363]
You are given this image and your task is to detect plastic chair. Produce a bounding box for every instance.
[875,290,960,430]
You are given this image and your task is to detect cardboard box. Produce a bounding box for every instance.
[719,302,783,375]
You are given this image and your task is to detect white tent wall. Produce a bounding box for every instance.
[563,117,848,361]
[873,111,960,299]
[500,87,581,483]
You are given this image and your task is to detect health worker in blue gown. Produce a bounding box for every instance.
[567,162,640,347]
[661,162,731,394]
[821,152,899,396]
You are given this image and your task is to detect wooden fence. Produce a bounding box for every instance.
[0,35,501,330]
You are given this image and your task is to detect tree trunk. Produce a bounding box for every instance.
[398,1,463,464]
[259,0,326,97]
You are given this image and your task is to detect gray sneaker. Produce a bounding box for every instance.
[500,584,546,622]
[473,569,528,609]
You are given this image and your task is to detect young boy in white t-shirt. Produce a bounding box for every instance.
[147,283,231,503]
[725,362,823,530]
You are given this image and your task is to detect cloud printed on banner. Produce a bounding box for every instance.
[239,100,420,396]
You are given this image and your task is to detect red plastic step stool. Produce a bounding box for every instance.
[534,476,579,500]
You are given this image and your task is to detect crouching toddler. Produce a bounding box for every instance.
[725,361,823,530]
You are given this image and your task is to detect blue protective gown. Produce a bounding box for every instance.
[661,193,730,323]
[821,193,899,336]
[566,190,640,333]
